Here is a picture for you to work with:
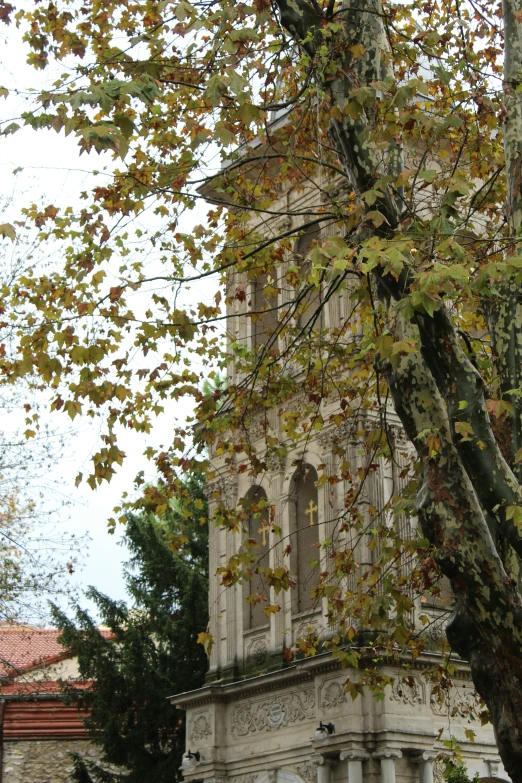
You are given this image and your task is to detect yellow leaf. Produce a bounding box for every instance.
[349,44,366,59]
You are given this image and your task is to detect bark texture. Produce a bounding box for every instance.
[273,0,522,777]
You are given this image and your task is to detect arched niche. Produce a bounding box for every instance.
[243,485,270,630]
[290,464,320,615]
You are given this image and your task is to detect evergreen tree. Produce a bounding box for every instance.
[51,472,208,783]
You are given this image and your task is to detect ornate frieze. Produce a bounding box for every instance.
[230,775,258,783]
[230,688,316,737]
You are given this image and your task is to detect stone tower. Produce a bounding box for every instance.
[170,172,510,782]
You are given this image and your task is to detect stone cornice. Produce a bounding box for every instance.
[170,649,474,708]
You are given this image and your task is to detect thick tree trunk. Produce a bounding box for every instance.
[487,0,522,484]
[273,0,522,776]
[382,329,522,783]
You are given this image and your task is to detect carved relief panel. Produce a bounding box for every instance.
[230,688,316,737]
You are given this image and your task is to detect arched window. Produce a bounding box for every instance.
[252,271,278,350]
[295,224,320,258]
[290,465,320,614]
[294,225,322,331]
[245,485,270,629]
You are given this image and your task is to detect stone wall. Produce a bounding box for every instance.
[3,739,106,783]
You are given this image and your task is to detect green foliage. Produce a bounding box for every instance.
[51,472,208,783]
[443,761,480,783]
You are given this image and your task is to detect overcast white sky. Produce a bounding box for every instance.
[0,24,217,621]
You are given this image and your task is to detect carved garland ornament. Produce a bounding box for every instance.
[390,675,425,705]
[320,680,346,709]
[430,684,481,717]
[295,761,317,783]
[231,688,316,736]
[190,712,212,743]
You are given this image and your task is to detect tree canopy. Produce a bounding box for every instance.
[3,0,522,777]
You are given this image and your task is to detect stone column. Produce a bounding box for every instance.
[372,750,402,783]
[412,752,436,783]
[340,748,370,783]
[311,753,336,783]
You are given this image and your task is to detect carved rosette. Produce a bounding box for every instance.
[231,688,316,737]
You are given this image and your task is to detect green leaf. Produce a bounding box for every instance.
[418,169,438,183]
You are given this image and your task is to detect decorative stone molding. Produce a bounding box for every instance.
[295,761,317,783]
[433,760,445,783]
[316,428,339,452]
[231,688,316,736]
[189,711,212,743]
[430,684,480,717]
[411,752,437,783]
[339,749,370,762]
[372,750,403,760]
[294,619,320,643]
[247,636,268,666]
[411,752,437,763]
[319,679,346,710]
[390,675,425,706]
[267,452,286,474]
[487,760,500,777]
[424,616,446,645]
[282,394,307,414]
[340,748,370,783]
[205,475,238,506]
[310,754,337,768]
[230,774,258,783]
[248,418,267,443]
[388,424,410,450]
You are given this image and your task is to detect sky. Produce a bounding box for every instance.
[0,22,215,621]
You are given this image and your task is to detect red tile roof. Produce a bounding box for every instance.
[0,626,113,678]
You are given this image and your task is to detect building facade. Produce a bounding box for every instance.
[171,178,511,782]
